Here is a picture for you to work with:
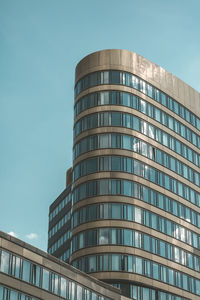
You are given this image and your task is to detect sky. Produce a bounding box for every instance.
[1,0,200,251]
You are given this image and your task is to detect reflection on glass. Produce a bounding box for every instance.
[42,268,49,291]
[0,251,9,274]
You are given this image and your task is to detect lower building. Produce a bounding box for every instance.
[0,230,123,300]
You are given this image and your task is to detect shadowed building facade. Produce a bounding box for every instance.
[48,49,200,300]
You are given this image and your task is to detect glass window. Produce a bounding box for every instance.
[123,180,132,196]
[112,203,121,219]
[160,241,166,257]
[154,108,161,122]
[88,256,96,272]
[123,135,131,150]
[135,207,142,223]
[70,282,76,300]
[60,277,67,298]
[11,256,21,279]
[111,156,121,171]
[112,254,120,271]
[52,273,59,295]
[112,112,121,126]
[124,229,133,246]
[122,92,130,106]
[0,251,10,274]
[182,274,188,290]
[10,290,18,300]
[99,228,109,245]
[144,235,150,251]
[133,116,140,131]
[77,285,83,300]
[103,254,109,271]
[135,257,142,274]
[147,84,153,98]
[135,232,141,248]
[152,263,159,279]
[31,264,40,287]
[42,268,50,291]
[22,259,31,282]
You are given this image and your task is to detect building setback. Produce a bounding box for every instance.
[48,49,200,300]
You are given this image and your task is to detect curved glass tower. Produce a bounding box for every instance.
[50,49,200,300]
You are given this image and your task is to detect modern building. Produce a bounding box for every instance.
[0,230,123,300]
[48,49,200,300]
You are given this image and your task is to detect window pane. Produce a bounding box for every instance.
[10,290,18,300]
[22,260,31,282]
[0,251,10,274]
[60,277,67,298]
[42,269,50,291]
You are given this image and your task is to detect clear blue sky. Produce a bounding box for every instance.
[1,0,200,251]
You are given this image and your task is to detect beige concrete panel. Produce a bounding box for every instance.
[71,219,200,257]
[91,272,195,300]
[137,55,147,79]
[178,79,185,107]
[70,246,199,279]
[159,67,167,92]
[184,83,190,109]
[171,75,179,100]
[41,257,62,274]
[165,71,173,96]
[193,90,200,116]
[151,63,161,89]
[109,49,121,66]
[22,248,43,265]
[1,239,24,257]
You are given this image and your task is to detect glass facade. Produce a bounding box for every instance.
[71,199,199,248]
[72,227,200,271]
[73,155,200,198]
[73,133,200,187]
[74,111,200,168]
[72,253,200,296]
[49,192,71,222]
[0,249,110,300]
[74,91,200,149]
[48,210,70,239]
[48,229,71,254]
[74,70,200,132]
[0,285,37,300]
